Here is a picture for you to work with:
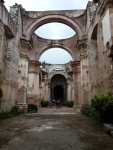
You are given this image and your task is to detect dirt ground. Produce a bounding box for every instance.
[0,111,113,150]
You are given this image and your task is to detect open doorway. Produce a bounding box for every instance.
[51,74,67,105]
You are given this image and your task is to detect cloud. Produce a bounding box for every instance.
[39,48,72,64]
[35,22,76,40]
[5,0,90,11]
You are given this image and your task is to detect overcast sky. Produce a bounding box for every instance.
[5,0,90,11]
[39,48,72,64]
[5,0,90,64]
[35,22,76,40]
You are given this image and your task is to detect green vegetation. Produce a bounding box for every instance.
[41,101,49,107]
[28,104,38,113]
[81,94,113,123]
[64,101,74,107]
[0,106,22,120]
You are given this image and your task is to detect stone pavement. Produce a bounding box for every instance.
[0,110,113,150]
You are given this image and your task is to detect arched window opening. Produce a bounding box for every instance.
[39,48,73,64]
[35,22,76,40]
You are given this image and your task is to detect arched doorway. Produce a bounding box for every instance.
[54,85,64,101]
[51,74,67,105]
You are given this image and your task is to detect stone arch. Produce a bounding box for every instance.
[26,15,83,39]
[91,24,98,41]
[89,22,99,41]
[90,23,98,51]
[49,72,68,81]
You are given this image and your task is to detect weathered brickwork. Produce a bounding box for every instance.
[0,0,113,111]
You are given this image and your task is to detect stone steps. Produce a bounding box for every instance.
[25,107,80,117]
[38,107,80,115]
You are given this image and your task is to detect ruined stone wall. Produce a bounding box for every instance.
[2,38,19,111]
[17,56,28,107]
[0,21,5,83]
[31,34,79,61]
[83,0,113,104]
[0,21,7,111]
[0,21,19,111]
[97,4,113,95]
[80,49,90,104]
[0,6,20,111]
[71,61,81,106]
[27,61,41,106]
[0,0,113,111]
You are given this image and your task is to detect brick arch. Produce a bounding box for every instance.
[26,15,83,39]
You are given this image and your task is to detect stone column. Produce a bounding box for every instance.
[27,60,41,106]
[67,81,71,101]
[47,81,51,101]
[71,61,81,106]
[17,54,29,111]
[80,49,90,105]
[45,76,49,101]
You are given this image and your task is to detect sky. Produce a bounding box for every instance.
[5,0,90,11]
[39,48,72,64]
[5,0,90,64]
[35,22,76,40]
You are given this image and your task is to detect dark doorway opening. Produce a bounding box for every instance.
[51,74,67,105]
[54,85,64,102]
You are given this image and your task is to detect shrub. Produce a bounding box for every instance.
[85,94,113,123]
[0,112,11,120]
[92,95,112,121]
[64,101,74,107]
[28,104,38,113]
[41,101,49,107]
[0,106,22,120]
[81,104,91,116]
